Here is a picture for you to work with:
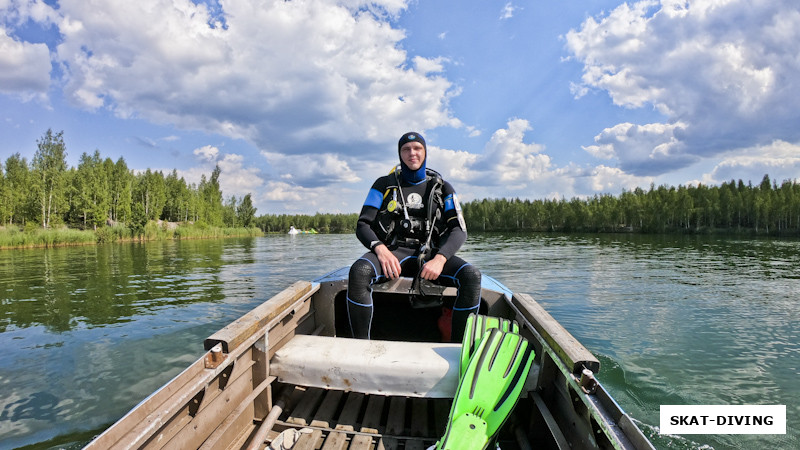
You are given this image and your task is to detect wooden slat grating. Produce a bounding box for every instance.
[269,385,455,450]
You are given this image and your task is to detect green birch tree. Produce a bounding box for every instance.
[31,129,68,228]
[237,193,257,227]
[110,157,133,223]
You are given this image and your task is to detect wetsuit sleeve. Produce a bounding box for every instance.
[435,181,467,260]
[355,178,385,249]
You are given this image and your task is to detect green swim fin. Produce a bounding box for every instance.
[460,313,520,377]
[437,328,534,450]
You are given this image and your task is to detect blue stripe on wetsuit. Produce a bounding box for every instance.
[444,194,455,211]
[364,188,383,209]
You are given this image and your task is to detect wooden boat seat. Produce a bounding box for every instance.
[270,335,460,398]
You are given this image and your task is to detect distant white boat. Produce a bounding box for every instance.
[288,226,300,235]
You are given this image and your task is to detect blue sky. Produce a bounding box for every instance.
[2,0,799,215]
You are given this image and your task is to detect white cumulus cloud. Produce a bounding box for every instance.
[566,0,800,175]
[260,151,361,188]
[583,121,691,175]
[44,0,458,155]
[0,28,51,101]
[705,140,800,186]
[432,119,598,201]
[186,144,264,199]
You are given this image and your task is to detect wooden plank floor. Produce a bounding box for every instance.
[265,385,452,450]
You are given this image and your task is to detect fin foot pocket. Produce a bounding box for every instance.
[460,313,520,377]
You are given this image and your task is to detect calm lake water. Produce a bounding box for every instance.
[1,234,798,449]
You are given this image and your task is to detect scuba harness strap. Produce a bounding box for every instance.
[390,166,445,248]
[393,167,445,296]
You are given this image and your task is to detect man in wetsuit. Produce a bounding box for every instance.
[347,132,481,342]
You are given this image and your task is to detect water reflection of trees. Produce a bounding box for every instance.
[0,238,246,332]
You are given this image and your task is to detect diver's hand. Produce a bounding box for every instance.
[375,244,401,279]
[420,254,446,280]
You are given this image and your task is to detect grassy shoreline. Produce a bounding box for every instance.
[0,222,263,250]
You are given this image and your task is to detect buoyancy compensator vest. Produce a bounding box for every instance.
[373,166,445,250]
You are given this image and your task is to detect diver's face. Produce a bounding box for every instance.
[400,141,425,171]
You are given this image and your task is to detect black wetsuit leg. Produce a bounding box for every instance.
[346,247,418,339]
[434,256,481,342]
[346,257,377,339]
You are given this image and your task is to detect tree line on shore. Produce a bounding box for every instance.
[254,173,800,236]
[461,175,800,235]
[0,129,258,238]
[4,129,798,241]
[254,213,357,234]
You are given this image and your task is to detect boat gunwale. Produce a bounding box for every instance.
[506,293,654,450]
